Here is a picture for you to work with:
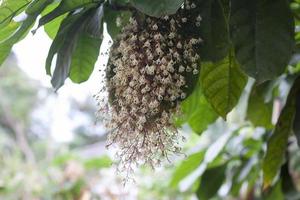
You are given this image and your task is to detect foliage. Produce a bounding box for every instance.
[1,0,300,199]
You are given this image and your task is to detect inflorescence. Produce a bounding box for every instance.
[96,0,202,177]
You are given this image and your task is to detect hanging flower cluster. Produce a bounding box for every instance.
[97,0,202,174]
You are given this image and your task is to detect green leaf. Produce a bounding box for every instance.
[0,0,52,65]
[0,21,19,42]
[200,53,248,119]
[247,83,274,129]
[263,77,300,189]
[0,0,31,24]
[0,0,30,42]
[85,4,104,38]
[177,84,218,134]
[230,0,294,82]
[42,2,67,39]
[0,16,36,65]
[170,151,205,188]
[25,0,52,15]
[51,32,78,90]
[196,164,227,200]
[103,5,131,39]
[48,13,87,89]
[69,32,101,83]
[47,7,104,89]
[196,0,229,62]
[38,0,104,28]
[130,0,184,17]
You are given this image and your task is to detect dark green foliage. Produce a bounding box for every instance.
[195,0,230,62]
[196,164,227,200]
[230,0,295,83]
[247,82,274,129]
[200,53,248,118]
[263,77,300,188]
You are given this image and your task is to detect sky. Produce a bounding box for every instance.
[11,24,111,142]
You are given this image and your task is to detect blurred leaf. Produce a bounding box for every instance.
[247,83,274,129]
[293,92,300,147]
[264,180,284,200]
[230,0,294,82]
[52,154,79,166]
[109,0,130,6]
[281,162,297,197]
[230,157,258,196]
[242,138,263,158]
[263,77,300,188]
[84,156,112,170]
[200,54,248,119]
[130,0,184,17]
[196,164,227,200]
[38,0,104,28]
[197,0,230,62]
[177,84,218,134]
[170,151,205,188]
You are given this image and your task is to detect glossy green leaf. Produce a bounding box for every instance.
[38,0,104,28]
[196,0,229,62]
[177,84,218,134]
[230,0,294,82]
[247,83,274,129]
[196,164,227,200]
[200,54,248,119]
[69,33,101,83]
[263,77,300,188]
[170,151,205,188]
[130,0,183,17]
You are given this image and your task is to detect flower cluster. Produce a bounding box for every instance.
[97,0,202,175]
